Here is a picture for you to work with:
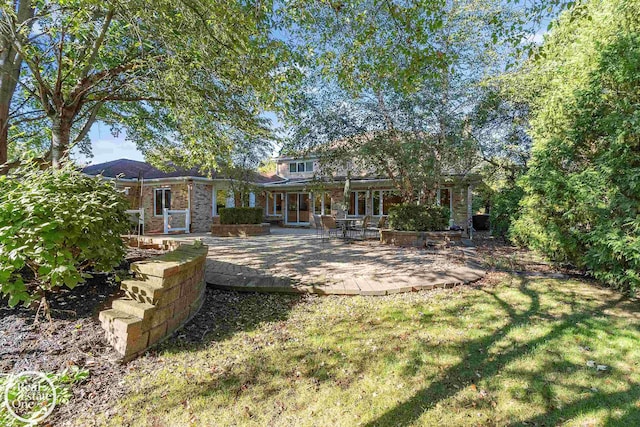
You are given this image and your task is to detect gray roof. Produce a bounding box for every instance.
[83,159,285,183]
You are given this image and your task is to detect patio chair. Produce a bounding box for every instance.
[376,215,387,229]
[353,215,373,240]
[312,214,323,238]
[320,215,340,240]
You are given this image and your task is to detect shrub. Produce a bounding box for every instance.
[490,184,524,238]
[0,163,129,308]
[388,204,449,232]
[510,0,640,293]
[219,207,263,225]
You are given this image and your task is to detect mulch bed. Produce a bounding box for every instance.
[0,247,165,426]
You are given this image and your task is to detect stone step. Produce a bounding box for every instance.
[121,279,166,305]
[112,298,156,320]
[98,309,144,338]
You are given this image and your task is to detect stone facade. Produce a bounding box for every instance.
[99,243,208,361]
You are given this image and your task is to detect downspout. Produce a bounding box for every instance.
[187,178,192,233]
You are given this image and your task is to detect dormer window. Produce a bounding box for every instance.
[289,161,314,173]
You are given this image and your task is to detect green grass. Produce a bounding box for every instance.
[98,274,640,426]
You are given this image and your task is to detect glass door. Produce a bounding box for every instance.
[286,193,311,224]
[287,193,298,223]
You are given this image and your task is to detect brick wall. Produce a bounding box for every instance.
[99,243,208,361]
[191,183,213,233]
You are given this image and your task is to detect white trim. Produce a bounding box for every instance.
[153,187,171,217]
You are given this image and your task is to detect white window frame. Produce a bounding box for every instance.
[154,188,171,217]
[266,192,284,216]
[348,191,367,217]
[289,160,314,173]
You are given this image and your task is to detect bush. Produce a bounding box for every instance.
[388,204,449,232]
[490,184,524,237]
[510,0,640,293]
[0,163,129,308]
[219,207,263,225]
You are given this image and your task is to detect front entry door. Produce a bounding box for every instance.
[287,193,298,223]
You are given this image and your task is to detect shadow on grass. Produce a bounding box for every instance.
[364,278,635,427]
[116,274,640,427]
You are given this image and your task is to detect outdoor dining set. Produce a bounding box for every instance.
[312,214,387,241]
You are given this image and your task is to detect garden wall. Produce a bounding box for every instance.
[99,243,208,361]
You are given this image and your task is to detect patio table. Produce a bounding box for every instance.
[335,218,358,240]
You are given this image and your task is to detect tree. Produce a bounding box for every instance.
[285,0,517,203]
[0,0,34,166]
[511,0,640,292]
[0,0,296,171]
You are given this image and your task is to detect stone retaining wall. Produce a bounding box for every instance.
[211,223,270,237]
[99,243,208,361]
[380,230,462,247]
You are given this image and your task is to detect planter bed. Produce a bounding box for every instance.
[211,223,271,237]
[380,229,463,247]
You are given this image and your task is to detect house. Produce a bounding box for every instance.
[83,157,479,235]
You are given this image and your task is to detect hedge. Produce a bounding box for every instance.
[219,207,263,225]
[388,204,449,232]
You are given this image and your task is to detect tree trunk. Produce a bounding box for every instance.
[51,117,72,168]
[0,0,35,172]
[0,104,8,165]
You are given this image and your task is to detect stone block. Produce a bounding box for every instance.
[121,279,165,305]
[112,299,156,320]
[149,322,168,346]
[99,309,144,339]
[150,304,174,329]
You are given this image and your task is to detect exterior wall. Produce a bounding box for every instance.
[140,182,189,234]
[191,183,213,233]
[276,157,319,179]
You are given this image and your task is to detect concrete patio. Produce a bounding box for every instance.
[139,227,486,296]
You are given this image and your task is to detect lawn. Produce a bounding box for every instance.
[91,273,640,426]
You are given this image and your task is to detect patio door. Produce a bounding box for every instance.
[286,193,310,224]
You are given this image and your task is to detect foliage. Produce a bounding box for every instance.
[0,162,129,307]
[490,184,524,237]
[219,207,263,225]
[388,203,449,232]
[0,0,296,170]
[0,366,90,426]
[285,0,516,203]
[511,0,640,292]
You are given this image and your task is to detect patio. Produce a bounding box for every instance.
[148,227,485,295]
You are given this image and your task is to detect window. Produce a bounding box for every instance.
[154,188,171,216]
[289,161,314,173]
[313,192,332,215]
[348,191,366,216]
[267,192,283,215]
[213,189,231,216]
[372,191,382,216]
[382,191,402,215]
